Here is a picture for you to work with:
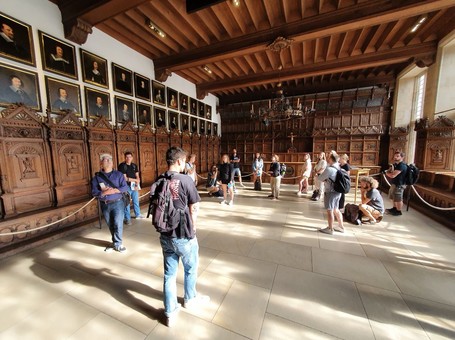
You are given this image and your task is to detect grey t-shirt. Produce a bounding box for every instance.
[318,164,339,193]
[366,188,385,214]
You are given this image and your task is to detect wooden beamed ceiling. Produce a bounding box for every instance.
[53,0,455,104]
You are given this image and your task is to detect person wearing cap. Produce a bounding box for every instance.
[91,153,129,253]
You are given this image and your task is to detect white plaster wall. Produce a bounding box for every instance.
[0,0,220,134]
[436,41,455,120]
[394,77,414,128]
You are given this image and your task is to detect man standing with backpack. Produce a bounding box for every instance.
[385,151,408,216]
[317,152,345,235]
[150,146,209,327]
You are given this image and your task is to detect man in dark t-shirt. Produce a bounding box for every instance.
[385,151,408,216]
[118,152,143,224]
[156,146,209,327]
[230,148,244,187]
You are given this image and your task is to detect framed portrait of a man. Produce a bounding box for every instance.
[137,102,152,126]
[169,110,179,131]
[167,87,178,109]
[46,76,81,115]
[80,49,108,88]
[85,87,110,120]
[39,31,77,79]
[134,73,151,101]
[198,101,205,117]
[205,105,212,120]
[207,122,212,135]
[112,63,132,96]
[114,96,134,125]
[190,117,197,134]
[189,97,197,116]
[181,114,189,132]
[154,106,166,129]
[152,80,165,106]
[214,123,218,136]
[199,119,206,135]
[0,12,35,66]
[179,93,189,113]
[0,62,40,110]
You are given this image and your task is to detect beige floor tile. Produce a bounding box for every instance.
[357,284,428,339]
[213,280,270,339]
[205,252,277,289]
[268,265,374,340]
[280,227,320,248]
[68,313,146,340]
[0,295,99,340]
[148,311,248,340]
[260,313,340,340]
[248,238,312,271]
[382,261,455,306]
[318,232,367,257]
[312,247,399,291]
[402,294,455,340]
[198,231,256,256]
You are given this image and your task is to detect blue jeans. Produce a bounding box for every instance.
[160,235,199,317]
[124,188,140,221]
[100,199,124,247]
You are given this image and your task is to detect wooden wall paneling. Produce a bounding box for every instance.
[190,133,200,173]
[207,136,215,168]
[48,112,91,206]
[182,130,191,154]
[138,124,157,186]
[200,135,208,173]
[87,116,117,175]
[155,126,170,175]
[0,105,55,217]
[115,122,138,168]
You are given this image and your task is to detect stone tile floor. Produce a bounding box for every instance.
[1,183,454,339]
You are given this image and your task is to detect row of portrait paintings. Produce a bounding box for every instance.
[0,11,213,119]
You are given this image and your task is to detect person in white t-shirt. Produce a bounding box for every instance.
[297,153,312,195]
[185,154,197,186]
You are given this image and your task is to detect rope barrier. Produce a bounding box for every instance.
[410,185,455,211]
[380,172,455,211]
[382,172,392,187]
[138,190,150,199]
[1,197,97,236]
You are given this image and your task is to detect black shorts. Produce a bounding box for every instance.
[221,179,230,185]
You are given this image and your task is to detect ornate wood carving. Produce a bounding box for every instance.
[64,18,93,45]
[87,116,116,175]
[48,112,90,206]
[155,126,170,175]
[388,125,409,162]
[0,105,54,217]
[200,135,208,173]
[138,124,157,185]
[115,121,138,166]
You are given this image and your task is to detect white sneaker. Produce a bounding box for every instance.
[184,295,210,309]
[165,304,181,327]
[228,201,234,206]
[297,192,302,196]
[135,214,145,219]
[220,200,226,205]
[240,183,245,187]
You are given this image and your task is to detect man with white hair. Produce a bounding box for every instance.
[91,153,129,253]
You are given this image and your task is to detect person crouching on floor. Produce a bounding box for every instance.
[206,165,223,197]
[358,176,384,224]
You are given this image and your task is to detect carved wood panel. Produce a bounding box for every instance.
[87,116,116,175]
[155,127,170,175]
[0,105,54,217]
[200,136,208,173]
[138,124,156,185]
[48,112,90,206]
[115,122,138,167]
[191,134,200,171]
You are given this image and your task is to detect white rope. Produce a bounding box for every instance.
[196,173,208,180]
[382,172,392,187]
[381,172,455,211]
[1,197,97,236]
[410,185,455,211]
[138,190,150,199]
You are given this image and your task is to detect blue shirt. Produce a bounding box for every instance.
[91,170,128,202]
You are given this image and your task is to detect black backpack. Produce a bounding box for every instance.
[149,174,186,234]
[331,167,351,194]
[405,163,419,185]
[280,163,287,177]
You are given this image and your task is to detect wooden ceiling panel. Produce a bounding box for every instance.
[57,0,455,103]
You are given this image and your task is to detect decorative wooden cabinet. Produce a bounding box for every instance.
[0,105,54,217]
[155,126,170,175]
[388,126,409,161]
[115,122,138,167]
[48,112,90,206]
[415,116,455,170]
[87,116,116,175]
[138,124,157,185]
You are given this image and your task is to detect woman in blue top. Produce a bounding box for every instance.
[252,152,263,185]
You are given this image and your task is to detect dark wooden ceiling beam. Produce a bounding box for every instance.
[198,42,436,96]
[219,74,395,105]
[154,0,453,74]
